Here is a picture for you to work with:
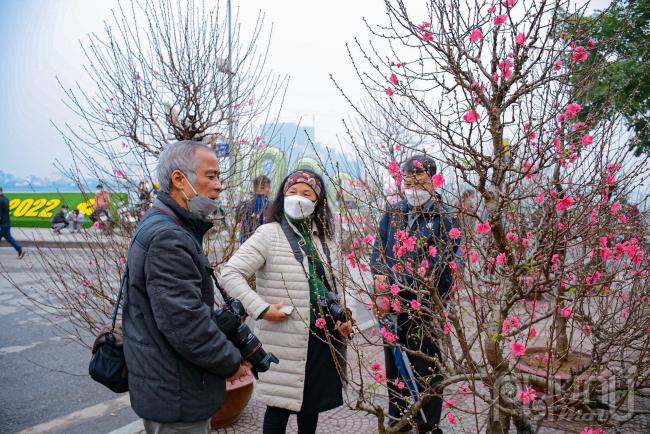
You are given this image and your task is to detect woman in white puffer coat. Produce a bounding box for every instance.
[219,170,353,434]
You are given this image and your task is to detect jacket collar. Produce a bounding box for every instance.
[155,191,214,239]
[284,215,320,238]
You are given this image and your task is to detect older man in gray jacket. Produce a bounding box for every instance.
[123,140,247,434]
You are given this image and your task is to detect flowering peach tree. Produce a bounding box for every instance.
[331,0,650,432]
[5,0,287,346]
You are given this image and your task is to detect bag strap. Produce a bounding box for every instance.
[110,210,178,330]
[279,217,337,294]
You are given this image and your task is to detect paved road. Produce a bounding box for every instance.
[0,247,139,434]
[0,245,376,434]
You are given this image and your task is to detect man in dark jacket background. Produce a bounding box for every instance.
[370,155,460,434]
[236,174,271,244]
[123,140,246,434]
[51,205,69,234]
[0,187,25,258]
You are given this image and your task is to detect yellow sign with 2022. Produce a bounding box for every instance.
[6,192,123,228]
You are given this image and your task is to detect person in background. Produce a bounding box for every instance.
[138,180,152,203]
[92,184,111,221]
[51,205,70,234]
[0,187,25,258]
[237,175,272,243]
[457,189,479,233]
[371,155,460,434]
[221,170,353,434]
[67,209,85,233]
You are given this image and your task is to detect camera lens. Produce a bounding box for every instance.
[213,298,279,377]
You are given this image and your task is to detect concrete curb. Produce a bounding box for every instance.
[12,239,105,249]
[5,227,119,249]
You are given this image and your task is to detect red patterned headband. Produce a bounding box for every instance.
[283,171,323,197]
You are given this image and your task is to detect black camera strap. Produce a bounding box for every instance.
[280,217,338,294]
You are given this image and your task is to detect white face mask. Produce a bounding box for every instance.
[403,188,432,207]
[284,195,316,220]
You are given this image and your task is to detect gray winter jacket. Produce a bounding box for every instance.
[123,193,241,423]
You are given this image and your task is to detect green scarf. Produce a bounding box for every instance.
[287,215,327,325]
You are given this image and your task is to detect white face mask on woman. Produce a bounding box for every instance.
[403,188,432,207]
[284,195,317,220]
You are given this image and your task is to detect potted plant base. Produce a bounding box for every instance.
[514,346,593,388]
[210,373,255,429]
[513,347,610,416]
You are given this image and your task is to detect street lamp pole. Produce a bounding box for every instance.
[226,0,235,186]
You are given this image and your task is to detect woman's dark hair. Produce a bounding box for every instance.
[265,170,334,238]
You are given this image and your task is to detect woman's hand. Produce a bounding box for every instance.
[336,320,353,338]
[263,303,289,321]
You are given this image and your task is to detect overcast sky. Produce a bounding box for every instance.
[0,0,611,178]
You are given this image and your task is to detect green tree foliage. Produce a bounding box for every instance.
[571,0,650,154]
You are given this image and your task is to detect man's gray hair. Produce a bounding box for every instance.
[156,140,206,193]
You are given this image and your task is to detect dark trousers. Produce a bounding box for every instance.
[262,406,319,434]
[0,223,22,253]
[384,313,443,433]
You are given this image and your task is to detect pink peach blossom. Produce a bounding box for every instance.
[432,173,445,188]
[494,14,507,26]
[518,385,537,404]
[470,28,484,42]
[511,341,526,357]
[515,33,526,46]
[572,46,588,63]
[443,399,456,408]
[459,383,471,394]
[580,427,604,434]
[560,306,572,317]
[463,110,480,123]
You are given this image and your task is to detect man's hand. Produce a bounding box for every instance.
[227,362,251,383]
[263,303,289,321]
[336,320,353,337]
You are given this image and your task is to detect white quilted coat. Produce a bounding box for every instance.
[219,221,344,412]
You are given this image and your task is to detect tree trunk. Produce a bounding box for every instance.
[486,401,511,434]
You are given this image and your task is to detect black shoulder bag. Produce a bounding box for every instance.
[88,212,175,393]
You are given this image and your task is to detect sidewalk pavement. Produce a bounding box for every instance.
[126,395,386,434]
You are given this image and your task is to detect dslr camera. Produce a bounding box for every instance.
[319,291,352,323]
[212,296,279,378]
